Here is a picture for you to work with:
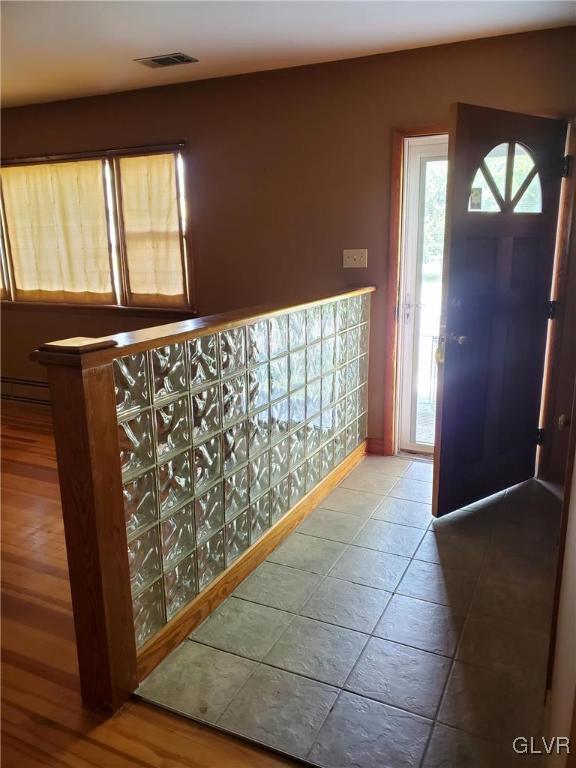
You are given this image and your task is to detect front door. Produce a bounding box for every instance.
[433,103,567,517]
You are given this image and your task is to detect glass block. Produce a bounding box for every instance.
[322,302,336,338]
[306,417,322,457]
[118,411,153,478]
[306,451,321,492]
[270,397,290,445]
[360,293,370,324]
[321,441,334,477]
[306,342,322,382]
[161,504,195,567]
[289,349,306,392]
[359,323,369,354]
[188,334,218,388]
[270,477,289,522]
[335,333,347,368]
[270,436,289,483]
[155,396,190,459]
[164,553,197,619]
[359,383,368,414]
[289,427,306,468]
[335,397,347,433]
[248,408,270,457]
[270,355,289,400]
[114,352,149,415]
[322,372,336,409]
[223,421,248,475]
[158,450,192,515]
[346,423,356,453]
[358,354,369,385]
[123,469,157,536]
[346,359,359,393]
[289,463,306,506]
[306,306,322,343]
[194,482,224,544]
[250,492,270,543]
[225,508,250,564]
[221,374,247,427]
[289,310,306,350]
[247,363,269,412]
[334,429,347,464]
[335,365,347,401]
[306,379,322,420]
[346,392,357,425]
[269,315,288,358]
[321,337,335,375]
[224,465,249,521]
[348,295,361,327]
[128,526,162,595]
[336,298,349,332]
[197,530,225,591]
[152,344,187,401]
[321,406,335,441]
[247,320,269,365]
[250,450,270,498]
[193,435,222,493]
[289,389,306,430]
[359,411,368,441]
[191,384,221,441]
[347,326,360,362]
[133,579,165,648]
[219,326,246,375]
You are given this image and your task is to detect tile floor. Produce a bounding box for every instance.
[138,455,560,768]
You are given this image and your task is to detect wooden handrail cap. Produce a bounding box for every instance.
[37,337,119,353]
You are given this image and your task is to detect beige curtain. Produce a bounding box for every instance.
[0,160,114,303]
[119,153,185,306]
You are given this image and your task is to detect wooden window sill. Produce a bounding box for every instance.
[1,300,197,319]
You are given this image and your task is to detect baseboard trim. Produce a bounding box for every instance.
[136,440,367,682]
[1,376,50,405]
[367,437,389,455]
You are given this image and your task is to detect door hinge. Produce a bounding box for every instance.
[562,155,572,178]
[548,300,558,319]
[537,428,545,446]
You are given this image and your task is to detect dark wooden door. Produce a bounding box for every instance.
[433,103,567,517]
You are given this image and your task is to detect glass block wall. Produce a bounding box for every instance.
[113,292,371,647]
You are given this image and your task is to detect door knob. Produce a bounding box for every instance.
[558,413,571,431]
[447,333,468,345]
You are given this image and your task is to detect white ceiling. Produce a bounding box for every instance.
[2,0,574,108]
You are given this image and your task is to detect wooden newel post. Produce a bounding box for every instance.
[33,338,138,713]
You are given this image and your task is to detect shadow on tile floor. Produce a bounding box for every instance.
[138,456,560,768]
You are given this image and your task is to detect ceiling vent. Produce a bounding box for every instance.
[135,53,199,69]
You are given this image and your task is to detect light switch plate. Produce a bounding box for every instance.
[343,249,368,268]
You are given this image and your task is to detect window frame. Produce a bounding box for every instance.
[0,143,195,312]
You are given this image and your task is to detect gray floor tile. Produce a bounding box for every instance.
[190,597,293,661]
[345,636,451,719]
[422,724,499,768]
[301,576,392,633]
[372,497,433,529]
[431,507,493,541]
[403,461,434,482]
[329,545,410,591]
[374,594,465,657]
[320,487,383,518]
[456,615,550,689]
[389,477,433,504]
[361,455,412,474]
[469,577,554,634]
[415,530,487,573]
[265,614,368,686]
[233,561,322,613]
[219,665,338,759]
[298,507,367,543]
[352,519,425,557]
[267,533,346,574]
[137,642,258,724]
[438,661,544,744]
[397,559,477,613]
[341,466,399,494]
[308,690,431,768]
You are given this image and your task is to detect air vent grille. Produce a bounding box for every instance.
[135,53,198,69]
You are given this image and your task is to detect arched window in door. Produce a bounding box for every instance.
[468,142,542,213]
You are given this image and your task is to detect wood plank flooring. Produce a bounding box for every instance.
[1,401,294,768]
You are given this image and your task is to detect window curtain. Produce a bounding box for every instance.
[0,160,114,303]
[118,153,185,306]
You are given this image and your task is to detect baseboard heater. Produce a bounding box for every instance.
[1,376,51,405]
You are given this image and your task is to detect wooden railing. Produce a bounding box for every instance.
[33,287,374,712]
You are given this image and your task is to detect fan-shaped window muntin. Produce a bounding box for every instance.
[468,142,542,214]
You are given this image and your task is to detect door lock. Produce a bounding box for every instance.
[447,333,468,345]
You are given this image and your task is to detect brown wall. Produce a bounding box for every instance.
[2,26,575,436]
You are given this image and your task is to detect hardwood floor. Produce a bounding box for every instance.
[1,401,294,768]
